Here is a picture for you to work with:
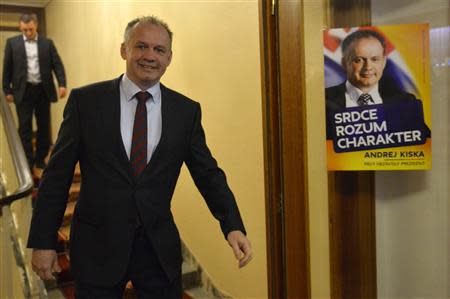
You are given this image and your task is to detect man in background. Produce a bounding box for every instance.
[2,13,66,169]
[28,15,252,299]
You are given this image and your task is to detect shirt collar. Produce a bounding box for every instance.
[23,34,38,42]
[345,80,381,103]
[121,74,161,104]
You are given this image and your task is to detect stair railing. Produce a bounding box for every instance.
[0,92,47,299]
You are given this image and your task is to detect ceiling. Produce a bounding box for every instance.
[0,0,50,7]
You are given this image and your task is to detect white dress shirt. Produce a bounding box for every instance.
[23,34,41,83]
[345,80,383,107]
[119,74,162,163]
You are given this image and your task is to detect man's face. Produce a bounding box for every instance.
[121,23,172,90]
[19,21,38,40]
[344,37,386,92]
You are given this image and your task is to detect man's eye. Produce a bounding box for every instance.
[155,48,165,54]
[353,58,362,63]
[136,45,146,50]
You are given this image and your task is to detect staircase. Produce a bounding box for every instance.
[32,164,218,299]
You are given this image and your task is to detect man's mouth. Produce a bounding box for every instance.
[360,73,375,78]
[138,63,157,70]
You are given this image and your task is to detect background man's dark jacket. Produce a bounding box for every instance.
[2,34,66,104]
[27,77,245,286]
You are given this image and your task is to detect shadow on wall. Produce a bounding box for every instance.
[375,171,429,198]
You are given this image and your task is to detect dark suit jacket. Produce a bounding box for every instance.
[27,77,245,286]
[2,34,66,104]
[325,82,430,139]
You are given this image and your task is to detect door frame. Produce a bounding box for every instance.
[259,1,377,298]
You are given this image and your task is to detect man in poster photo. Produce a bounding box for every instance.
[325,29,429,140]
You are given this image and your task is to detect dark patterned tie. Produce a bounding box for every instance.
[130,91,151,177]
[357,93,373,106]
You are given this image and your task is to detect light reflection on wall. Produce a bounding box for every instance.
[430,26,450,69]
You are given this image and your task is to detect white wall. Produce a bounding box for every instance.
[372,1,450,298]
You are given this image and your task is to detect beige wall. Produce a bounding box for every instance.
[372,1,449,298]
[45,1,266,298]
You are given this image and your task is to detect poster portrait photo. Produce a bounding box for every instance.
[323,24,432,170]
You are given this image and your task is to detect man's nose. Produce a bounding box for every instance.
[142,48,157,61]
[362,59,372,69]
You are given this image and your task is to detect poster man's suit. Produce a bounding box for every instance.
[27,76,246,286]
[325,82,430,139]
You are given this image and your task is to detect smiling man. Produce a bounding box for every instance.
[28,16,252,299]
[328,30,388,109]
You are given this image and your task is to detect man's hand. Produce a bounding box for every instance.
[58,87,67,98]
[5,94,14,103]
[31,249,61,280]
[227,230,253,268]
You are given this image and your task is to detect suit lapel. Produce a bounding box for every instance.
[16,36,27,68]
[37,38,44,71]
[152,84,172,161]
[336,83,347,108]
[100,77,134,184]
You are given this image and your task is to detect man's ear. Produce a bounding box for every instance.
[167,50,173,65]
[381,55,387,69]
[120,43,127,60]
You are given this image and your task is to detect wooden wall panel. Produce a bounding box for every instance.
[325,1,377,299]
[278,1,310,298]
[260,0,377,298]
[259,0,311,298]
[259,0,284,298]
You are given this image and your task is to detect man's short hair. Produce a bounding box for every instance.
[341,29,387,63]
[19,13,38,24]
[124,16,173,46]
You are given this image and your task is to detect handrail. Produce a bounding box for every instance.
[0,92,47,298]
[0,92,33,206]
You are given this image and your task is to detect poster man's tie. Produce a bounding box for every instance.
[130,91,151,177]
[357,93,374,106]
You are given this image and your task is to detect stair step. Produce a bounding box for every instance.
[182,262,201,290]
[56,252,73,284]
[63,201,76,226]
[59,225,71,240]
[68,183,80,202]
[33,167,44,180]
[73,164,81,183]
[185,286,216,299]
[31,188,38,200]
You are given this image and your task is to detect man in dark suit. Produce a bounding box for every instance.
[325,29,429,139]
[27,15,252,299]
[2,13,66,169]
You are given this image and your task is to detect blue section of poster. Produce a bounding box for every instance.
[328,100,429,153]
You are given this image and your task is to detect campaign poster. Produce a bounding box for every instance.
[324,24,431,171]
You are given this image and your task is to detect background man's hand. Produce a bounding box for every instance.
[31,249,61,280]
[58,87,67,98]
[5,94,14,103]
[227,230,253,268]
